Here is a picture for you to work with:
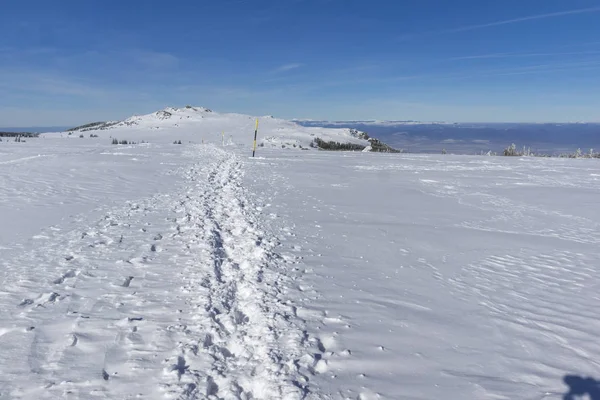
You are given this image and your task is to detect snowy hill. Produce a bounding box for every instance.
[58,106,371,150]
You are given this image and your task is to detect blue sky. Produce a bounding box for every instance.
[2,0,600,125]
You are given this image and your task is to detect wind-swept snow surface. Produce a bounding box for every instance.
[0,144,319,399]
[1,132,600,399]
[246,151,600,399]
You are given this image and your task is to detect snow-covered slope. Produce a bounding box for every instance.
[2,130,600,399]
[56,106,370,149]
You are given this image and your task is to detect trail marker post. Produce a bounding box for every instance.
[222,131,225,147]
[252,118,259,157]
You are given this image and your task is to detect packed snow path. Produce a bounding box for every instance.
[0,146,320,399]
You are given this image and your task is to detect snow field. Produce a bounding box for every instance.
[245,150,600,399]
[1,108,600,399]
[0,145,326,399]
[0,140,183,244]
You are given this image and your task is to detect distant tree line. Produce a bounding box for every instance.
[502,143,600,158]
[67,121,119,132]
[111,138,141,145]
[66,122,105,132]
[368,138,402,153]
[310,136,402,153]
[0,132,39,138]
[311,138,366,151]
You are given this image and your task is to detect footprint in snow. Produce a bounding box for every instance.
[20,292,61,307]
[150,244,162,252]
[122,276,134,287]
[53,270,76,284]
[169,356,189,381]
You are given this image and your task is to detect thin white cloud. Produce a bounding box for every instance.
[449,50,600,61]
[130,50,179,69]
[400,6,600,40]
[272,63,303,73]
[448,52,514,60]
[419,59,600,81]
[287,59,600,90]
[444,6,600,33]
[0,70,109,97]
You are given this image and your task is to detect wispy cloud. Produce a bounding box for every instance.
[483,60,600,77]
[130,50,179,69]
[417,59,600,81]
[288,58,600,91]
[333,63,381,74]
[443,6,600,33]
[272,63,303,73]
[0,70,110,97]
[400,6,600,40]
[449,50,600,61]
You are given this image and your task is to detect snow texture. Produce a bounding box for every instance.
[1,108,600,400]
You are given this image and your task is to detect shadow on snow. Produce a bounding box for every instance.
[563,375,600,400]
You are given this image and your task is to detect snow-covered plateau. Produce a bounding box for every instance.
[1,107,600,400]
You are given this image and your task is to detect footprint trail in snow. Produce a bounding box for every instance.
[0,146,323,400]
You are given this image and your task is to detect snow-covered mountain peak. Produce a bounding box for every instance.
[57,106,382,150]
[123,106,214,124]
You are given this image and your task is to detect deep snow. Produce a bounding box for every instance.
[1,109,600,399]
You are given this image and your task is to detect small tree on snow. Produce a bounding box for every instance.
[504,143,517,156]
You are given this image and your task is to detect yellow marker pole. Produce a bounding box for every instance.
[252,118,259,157]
